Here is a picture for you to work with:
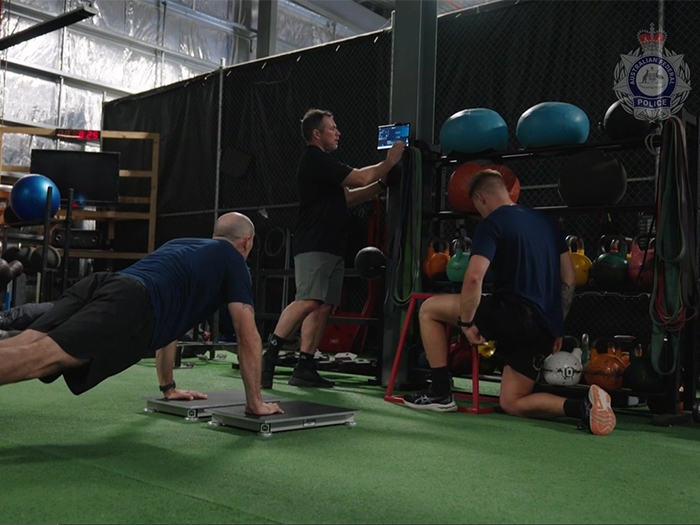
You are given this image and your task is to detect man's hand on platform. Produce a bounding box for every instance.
[245,402,284,416]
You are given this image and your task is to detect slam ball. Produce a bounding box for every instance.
[516,102,590,148]
[354,246,386,280]
[9,174,61,222]
[447,162,520,213]
[439,108,509,156]
[558,150,627,207]
[603,100,654,141]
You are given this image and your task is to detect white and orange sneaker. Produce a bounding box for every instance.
[579,384,616,435]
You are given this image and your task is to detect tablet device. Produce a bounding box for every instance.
[377,123,410,150]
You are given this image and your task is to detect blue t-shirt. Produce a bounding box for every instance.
[471,205,568,337]
[118,238,253,351]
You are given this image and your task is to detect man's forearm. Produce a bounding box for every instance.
[237,339,264,410]
[561,281,575,320]
[346,181,384,206]
[459,277,483,323]
[155,341,177,387]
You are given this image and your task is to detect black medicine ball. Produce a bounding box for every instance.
[354,246,386,280]
[603,100,653,141]
[559,149,627,207]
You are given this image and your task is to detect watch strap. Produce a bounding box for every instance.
[159,381,176,393]
[457,317,474,328]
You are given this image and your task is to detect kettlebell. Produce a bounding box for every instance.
[628,233,655,291]
[423,238,451,281]
[589,234,629,290]
[565,235,592,287]
[446,235,472,283]
[623,343,663,392]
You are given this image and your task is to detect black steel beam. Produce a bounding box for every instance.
[0,4,98,51]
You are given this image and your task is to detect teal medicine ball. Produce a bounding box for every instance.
[516,102,590,148]
[439,108,509,155]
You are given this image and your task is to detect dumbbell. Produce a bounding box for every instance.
[2,245,32,268]
[0,258,24,291]
[29,246,62,270]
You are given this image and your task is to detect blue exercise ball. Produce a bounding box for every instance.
[516,102,590,148]
[439,108,509,155]
[10,174,61,222]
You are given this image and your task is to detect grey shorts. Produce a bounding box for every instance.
[294,252,344,306]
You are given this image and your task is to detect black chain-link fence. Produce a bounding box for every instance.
[102,1,700,380]
[216,31,392,345]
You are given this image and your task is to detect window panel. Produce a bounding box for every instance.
[60,85,104,129]
[4,13,60,69]
[1,71,58,126]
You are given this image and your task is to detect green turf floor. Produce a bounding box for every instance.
[1,353,700,524]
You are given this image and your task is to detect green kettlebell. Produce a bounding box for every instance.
[446,236,472,283]
[590,234,629,290]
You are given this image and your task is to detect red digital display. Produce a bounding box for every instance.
[55,128,101,141]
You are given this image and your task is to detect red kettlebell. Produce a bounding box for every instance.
[628,233,655,291]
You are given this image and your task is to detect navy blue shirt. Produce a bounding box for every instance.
[471,205,568,337]
[293,145,354,257]
[118,238,253,351]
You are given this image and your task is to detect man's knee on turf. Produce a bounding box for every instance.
[498,368,537,417]
[498,394,528,417]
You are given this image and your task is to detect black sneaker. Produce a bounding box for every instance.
[288,368,335,388]
[261,356,276,389]
[578,384,616,436]
[403,389,457,412]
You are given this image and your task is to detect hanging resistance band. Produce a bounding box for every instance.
[384,146,422,316]
[648,115,700,375]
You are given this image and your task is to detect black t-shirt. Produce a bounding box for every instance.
[292,145,354,256]
[471,205,569,337]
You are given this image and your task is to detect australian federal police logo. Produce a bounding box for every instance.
[613,24,691,122]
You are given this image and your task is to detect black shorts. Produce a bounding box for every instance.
[29,272,156,395]
[473,293,554,380]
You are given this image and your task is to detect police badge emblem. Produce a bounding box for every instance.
[613,24,691,122]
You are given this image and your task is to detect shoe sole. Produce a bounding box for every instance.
[288,377,335,388]
[588,384,616,436]
[402,399,458,413]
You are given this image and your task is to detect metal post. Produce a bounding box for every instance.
[214,58,225,228]
[257,0,278,59]
[381,0,438,387]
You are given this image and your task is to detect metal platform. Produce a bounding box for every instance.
[142,390,286,421]
[207,400,359,437]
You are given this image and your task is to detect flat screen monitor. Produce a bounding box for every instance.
[29,149,120,206]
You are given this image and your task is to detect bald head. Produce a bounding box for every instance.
[213,212,255,242]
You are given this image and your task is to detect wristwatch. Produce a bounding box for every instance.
[457,317,474,328]
[159,381,176,393]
